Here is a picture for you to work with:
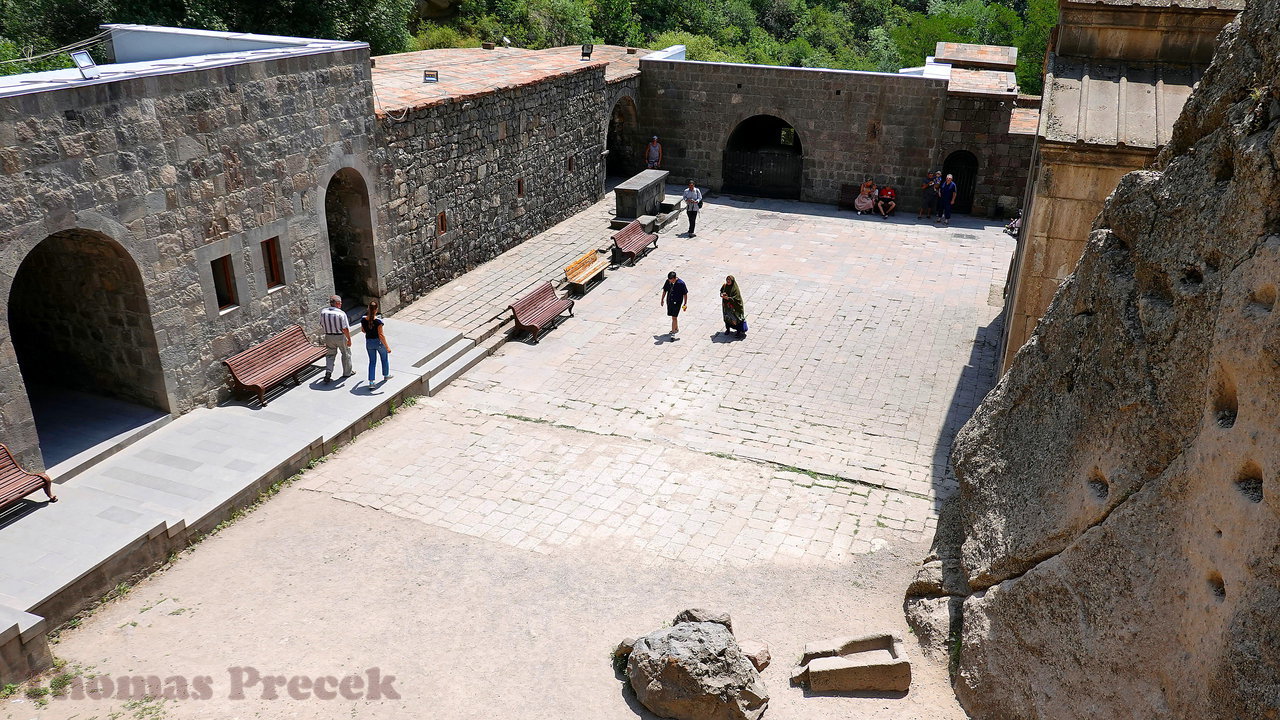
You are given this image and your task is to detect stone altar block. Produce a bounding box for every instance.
[615,169,669,219]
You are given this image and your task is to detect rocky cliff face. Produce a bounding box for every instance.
[911,0,1280,716]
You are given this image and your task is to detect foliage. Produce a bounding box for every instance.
[0,0,1056,93]
[0,0,414,59]
[0,35,74,76]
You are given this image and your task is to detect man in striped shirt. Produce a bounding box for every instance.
[320,295,353,383]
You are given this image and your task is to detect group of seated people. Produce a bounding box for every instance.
[853,179,897,218]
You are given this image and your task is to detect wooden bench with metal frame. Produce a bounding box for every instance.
[0,443,56,513]
[611,220,658,266]
[564,248,609,294]
[509,281,574,344]
[223,324,327,406]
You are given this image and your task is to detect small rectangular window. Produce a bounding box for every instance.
[517,178,525,197]
[261,236,284,289]
[780,128,795,146]
[567,156,574,172]
[211,255,238,309]
[437,211,448,233]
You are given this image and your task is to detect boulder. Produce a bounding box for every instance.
[903,596,958,660]
[673,608,733,633]
[928,0,1280,716]
[627,621,768,720]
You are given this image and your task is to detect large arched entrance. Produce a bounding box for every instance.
[9,229,168,467]
[606,95,640,177]
[722,115,803,199]
[325,168,378,319]
[942,150,979,215]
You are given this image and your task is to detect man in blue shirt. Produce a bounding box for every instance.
[661,271,689,336]
[938,174,958,225]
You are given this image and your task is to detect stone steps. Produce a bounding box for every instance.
[427,346,489,396]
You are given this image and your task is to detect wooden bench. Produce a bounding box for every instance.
[611,220,658,266]
[564,249,609,294]
[509,281,574,344]
[223,324,328,406]
[0,443,56,512]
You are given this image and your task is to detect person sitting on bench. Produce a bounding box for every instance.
[876,185,897,218]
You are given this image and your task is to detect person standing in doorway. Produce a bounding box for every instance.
[361,299,392,385]
[682,179,703,237]
[661,271,689,336]
[320,295,353,383]
[645,136,663,169]
[917,171,938,220]
[938,173,958,225]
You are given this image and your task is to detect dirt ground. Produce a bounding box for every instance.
[13,489,962,720]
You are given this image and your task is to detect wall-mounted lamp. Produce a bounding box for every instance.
[70,50,99,80]
[581,44,594,61]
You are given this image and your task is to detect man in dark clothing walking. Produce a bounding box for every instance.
[661,270,689,335]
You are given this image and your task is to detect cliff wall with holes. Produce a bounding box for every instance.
[905,0,1280,715]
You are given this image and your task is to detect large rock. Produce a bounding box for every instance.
[935,1,1280,717]
[627,621,768,720]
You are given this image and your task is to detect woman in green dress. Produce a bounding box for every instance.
[720,275,746,338]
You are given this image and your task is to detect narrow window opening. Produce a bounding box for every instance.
[437,212,448,233]
[211,255,238,309]
[517,178,525,197]
[261,236,285,289]
[568,156,575,172]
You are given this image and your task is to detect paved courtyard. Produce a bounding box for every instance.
[19,192,1012,720]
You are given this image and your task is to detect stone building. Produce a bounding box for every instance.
[0,27,1032,476]
[998,0,1243,369]
[369,45,641,303]
[0,26,377,472]
[0,27,639,473]
[638,42,1037,215]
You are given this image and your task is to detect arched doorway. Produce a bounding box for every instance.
[606,95,640,177]
[942,150,979,215]
[9,229,168,466]
[325,168,378,320]
[722,115,803,199]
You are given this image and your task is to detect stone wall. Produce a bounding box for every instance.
[637,59,948,206]
[0,48,377,469]
[939,94,1036,217]
[375,65,607,303]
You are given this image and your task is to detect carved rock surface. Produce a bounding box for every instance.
[943,2,1280,717]
[627,621,768,720]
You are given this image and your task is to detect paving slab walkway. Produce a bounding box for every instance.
[23,193,1014,720]
[0,320,470,663]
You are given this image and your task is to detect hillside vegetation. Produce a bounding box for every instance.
[0,0,1053,92]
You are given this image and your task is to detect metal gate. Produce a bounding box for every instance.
[943,151,979,214]
[722,149,802,199]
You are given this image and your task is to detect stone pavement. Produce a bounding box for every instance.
[311,191,1012,563]
[25,194,1012,720]
[394,190,624,340]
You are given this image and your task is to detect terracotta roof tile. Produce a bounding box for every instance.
[371,45,642,116]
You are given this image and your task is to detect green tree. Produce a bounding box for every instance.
[1016,0,1055,94]
[591,0,641,45]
